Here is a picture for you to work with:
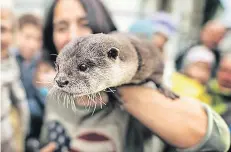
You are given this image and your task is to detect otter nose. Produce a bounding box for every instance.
[56,79,69,88]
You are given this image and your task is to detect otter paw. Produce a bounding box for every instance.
[158,87,179,100]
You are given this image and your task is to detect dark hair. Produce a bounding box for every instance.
[43,0,117,65]
[18,13,42,30]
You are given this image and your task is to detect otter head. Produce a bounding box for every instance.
[54,33,138,96]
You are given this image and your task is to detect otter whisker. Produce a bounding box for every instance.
[66,94,70,109]
[50,54,58,56]
[108,88,116,93]
[68,93,72,109]
[92,102,97,115]
[46,87,54,100]
[86,95,91,110]
[36,81,53,84]
[80,96,86,107]
[71,99,74,111]
[57,93,61,105]
[87,95,91,111]
[97,92,106,109]
[63,92,66,107]
[71,95,77,112]
[97,92,103,109]
[63,93,66,107]
[51,89,59,104]
[104,90,116,93]
[63,92,68,108]
[57,91,61,104]
[88,94,93,111]
[91,93,97,116]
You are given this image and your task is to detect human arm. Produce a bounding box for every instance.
[119,86,230,151]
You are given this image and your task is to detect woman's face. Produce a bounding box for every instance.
[53,0,92,53]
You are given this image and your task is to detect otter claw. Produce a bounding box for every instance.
[158,87,179,100]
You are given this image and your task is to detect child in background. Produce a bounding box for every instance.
[24,61,55,152]
[14,13,43,106]
[34,61,56,97]
[13,14,45,146]
[170,45,215,104]
[171,46,214,104]
[129,19,155,39]
[182,45,215,85]
[129,14,211,104]
[14,13,43,108]
[129,12,177,54]
[1,8,30,152]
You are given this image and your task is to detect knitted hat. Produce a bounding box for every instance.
[151,12,177,38]
[183,45,215,68]
[129,19,154,39]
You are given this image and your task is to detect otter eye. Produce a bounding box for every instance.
[79,64,88,72]
[108,48,119,59]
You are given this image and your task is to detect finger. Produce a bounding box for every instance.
[40,142,57,152]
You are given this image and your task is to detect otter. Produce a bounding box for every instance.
[51,33,178,108]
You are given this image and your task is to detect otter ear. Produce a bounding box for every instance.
[108,47,119,59]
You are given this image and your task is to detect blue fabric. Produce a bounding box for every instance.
[38,87,49,97]
[129,19,154,39]
[28,98,44,118]
[15,52,39,100]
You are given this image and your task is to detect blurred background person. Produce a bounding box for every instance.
[208,52,231,127]
[129,15,212,105]
[170,45,215,105]
[207,52,231,151]
[129,12,177,88]
[1,7,30,152]
[42,0,117,67]
[182,46,215,85]
[172,45,215,104]
[11,13,46,151]
[150,12,177,54]
[33,60,55,98]
[129,19,155,39]
[171,46,215,105]
[25,60,55,152]
[129,12,177,54]
[175,21,228,77]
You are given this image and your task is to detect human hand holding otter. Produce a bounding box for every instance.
[118,86,208,148]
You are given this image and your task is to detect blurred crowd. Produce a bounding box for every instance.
[1,0,231,152]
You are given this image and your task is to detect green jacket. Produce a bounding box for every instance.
[208,79,231,127]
